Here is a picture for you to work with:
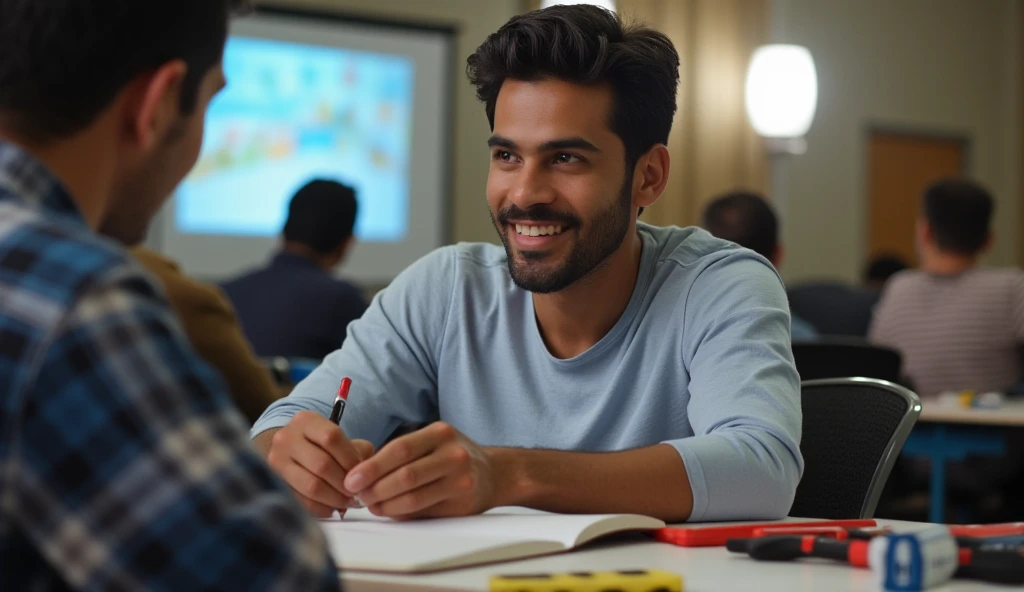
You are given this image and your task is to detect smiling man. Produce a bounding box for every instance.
[252,5,803,523]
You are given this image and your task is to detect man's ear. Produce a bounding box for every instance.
[123,60,188,150]
[916,219,932,243]
[633,144,670,211]
[981,231,994,254]
[335,236,356,264]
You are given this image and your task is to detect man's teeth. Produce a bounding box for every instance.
[515,224,564,237]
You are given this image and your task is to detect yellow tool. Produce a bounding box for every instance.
[489,569,683,592]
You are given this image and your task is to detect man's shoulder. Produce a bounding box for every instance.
[887,267,1024,294]
[641,223,774,278]
[402,242,509,281]
[133,247,229,315]
[380,243,511,309]
[973,267,1024,287]
[0,201,140,313]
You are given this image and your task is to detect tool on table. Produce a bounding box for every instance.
[749,525,891,540]
[654,519,876,547]
[948,522,1024,539]
[726,534,873,567]
[868,528,962,591]
[489,569,683,592]
[727,526,1024,589]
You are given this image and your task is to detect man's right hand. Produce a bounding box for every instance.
[257,411,375,518]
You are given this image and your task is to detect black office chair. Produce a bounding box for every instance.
[790,378,921,519]
[788,282,879,337]
[792,339,902,383]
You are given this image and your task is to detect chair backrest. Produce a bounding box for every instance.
[790,378,921,519]
[792,339,902,383]
[788,282,879,337]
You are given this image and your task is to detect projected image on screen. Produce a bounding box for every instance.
[176,36,414,241]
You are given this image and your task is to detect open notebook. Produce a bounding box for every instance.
[319,507,665,573]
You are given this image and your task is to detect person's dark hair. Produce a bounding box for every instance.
[466,4,680,206]
[283,180,359,254]
[922,179,994,255]
[864,254,909,284]
[0,0,250,141]
[702,191,778,261]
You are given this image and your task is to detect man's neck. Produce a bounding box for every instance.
[281,242,331,271]
[920,250,978,276]
[532,229,644,359]
[0,128,113,229]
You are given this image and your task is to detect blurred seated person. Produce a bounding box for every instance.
[702,191,818,341]
[787,254,908,338]
[869,178,1024,398]
[871,179,1023,519]
[223,180,369,360]
[133,247,285,423]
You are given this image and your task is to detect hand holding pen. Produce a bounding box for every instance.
[263,375,375,518]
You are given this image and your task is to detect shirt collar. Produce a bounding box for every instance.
[0,141,86,224]
[271,250,322,270]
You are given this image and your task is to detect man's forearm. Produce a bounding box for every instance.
[489,443,694,522]
[252,428,279,458]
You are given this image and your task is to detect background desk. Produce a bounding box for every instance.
[903,399,1024,523]
[919,399,1024,426]
[342,520,993,592]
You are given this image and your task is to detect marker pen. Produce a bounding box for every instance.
[329,377,352,425]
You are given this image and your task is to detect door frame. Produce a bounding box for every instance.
[861,124,972,263]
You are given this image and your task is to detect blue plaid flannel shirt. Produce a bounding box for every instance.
[0,142,340,591]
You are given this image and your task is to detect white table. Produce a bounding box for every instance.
[919,398,1024,426]
[341,520,997,592]
[906,399,1024,522]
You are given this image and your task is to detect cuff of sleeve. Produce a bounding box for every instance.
[665,439,710,522]
[250,412,294,440]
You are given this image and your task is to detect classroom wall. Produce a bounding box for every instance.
[772,0,1022,284]
[263,0,521,246]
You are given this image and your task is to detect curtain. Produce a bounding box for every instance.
[523,0,770,227]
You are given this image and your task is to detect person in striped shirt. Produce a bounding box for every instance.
[869,179,1024,398]
[870,179,1023,511]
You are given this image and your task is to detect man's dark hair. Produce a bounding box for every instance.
[922,179,994,255]
[0,0,249,141]
[283,180,359,255]
[466,4,679,183]
[702,191,778,261]
[864,254,908,284]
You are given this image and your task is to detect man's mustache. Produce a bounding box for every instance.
[497,205,580,227]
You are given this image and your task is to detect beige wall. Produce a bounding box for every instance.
[774,0,1022,283]
[262,0,521,245]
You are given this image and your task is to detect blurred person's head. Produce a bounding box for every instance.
[282,179,359,270]
[701,191,782,267]
[0,0,248,245]
[916,179,994,273]
[467,4,679,293]
[863,254,909,290]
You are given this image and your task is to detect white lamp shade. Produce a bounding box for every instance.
[745,44,818,139]
[540,0,617,12]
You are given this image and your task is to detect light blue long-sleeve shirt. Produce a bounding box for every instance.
[253,223,804,521]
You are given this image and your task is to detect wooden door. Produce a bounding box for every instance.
[867,130,967,265]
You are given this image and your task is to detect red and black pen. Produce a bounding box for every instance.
[329,377,352,425]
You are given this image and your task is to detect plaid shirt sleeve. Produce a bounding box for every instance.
[9,263,340,591]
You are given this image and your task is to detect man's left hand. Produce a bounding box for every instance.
[343,422,499,519]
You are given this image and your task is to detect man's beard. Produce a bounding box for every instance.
[491,176,633,294]
[99,120,189,245]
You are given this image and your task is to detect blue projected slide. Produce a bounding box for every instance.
[176,36,415,241]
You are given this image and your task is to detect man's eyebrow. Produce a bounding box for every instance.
[539,137,601,153]
[487,135,517,149]
[486,135,602,154]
